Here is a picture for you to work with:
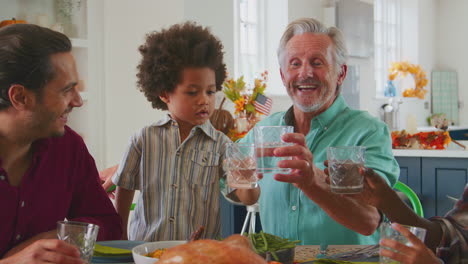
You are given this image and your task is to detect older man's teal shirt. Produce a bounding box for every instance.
[239,95,400,245]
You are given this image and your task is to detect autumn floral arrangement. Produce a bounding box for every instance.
[391,114,465,150]
[222,71,272,141]
[391,130,451,150]
[388,61,428,99]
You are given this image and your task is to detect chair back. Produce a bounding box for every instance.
[394,181,424,217]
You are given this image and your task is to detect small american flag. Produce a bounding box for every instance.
[253,93,272,115]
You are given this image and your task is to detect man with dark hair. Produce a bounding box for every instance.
[0,24,122,263]
[352,168,467,263]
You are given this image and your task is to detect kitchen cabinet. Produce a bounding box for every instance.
[395,156,468,218]
[421,157,468,217]
[0,0,105,166]
[220,197,239,237]
[395,157,421,195]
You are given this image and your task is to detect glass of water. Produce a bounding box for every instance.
[254,126,294,175]
[57,221,99,264]
[327,146,366,194]
[380,222,427,264]
[224,143,258,189]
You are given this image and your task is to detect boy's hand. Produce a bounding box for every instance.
[337,167,391,209]
[380,223,440,264]
[99,165,119,199]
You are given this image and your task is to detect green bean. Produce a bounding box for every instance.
[248,231,301,261]
[271,251,279,261]
[260,231,268,251]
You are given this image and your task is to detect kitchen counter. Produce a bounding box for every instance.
[417,126,468,140]
[418,126,468,131]
[393,140,468,158]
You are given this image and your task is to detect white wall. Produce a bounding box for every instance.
[100,0,468,168]
[378,0,435,129]
[264,0,288,96]
[288,0,323,23]
[183,0,235,75]
[390,0,468,129]
[332,0,440,130]
[102,0,184,167]
[102,0,237,168]
[436,0,468,126]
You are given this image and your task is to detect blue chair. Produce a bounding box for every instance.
[394,181,424,217]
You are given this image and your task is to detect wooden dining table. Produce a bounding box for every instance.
[294,244,377,263]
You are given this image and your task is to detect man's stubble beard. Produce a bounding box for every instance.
[290,85,338,113]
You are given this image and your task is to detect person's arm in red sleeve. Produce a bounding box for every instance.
[67,139,122,241]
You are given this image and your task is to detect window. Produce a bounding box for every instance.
[374,0,402,97]
[234,0,265,84]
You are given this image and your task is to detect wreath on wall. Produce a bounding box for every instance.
[388,61,428,99]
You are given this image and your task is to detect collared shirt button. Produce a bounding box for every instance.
[291,205,297,211]
[16,234,21,240]
[21,201,25,207]
[0,175,5,180]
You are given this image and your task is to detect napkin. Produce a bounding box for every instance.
[93,243,132,257]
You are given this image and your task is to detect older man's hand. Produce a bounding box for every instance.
[272,133,326,191]
[270,133,382,235]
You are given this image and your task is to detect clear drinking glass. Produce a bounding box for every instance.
[254,126,294,175]
[224,143,258,189]
[57,221,100,264]
[327,146,366,194]
[379,223,427,264]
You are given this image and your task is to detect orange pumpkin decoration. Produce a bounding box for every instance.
[210,97,234,135]
[0,18,27,28]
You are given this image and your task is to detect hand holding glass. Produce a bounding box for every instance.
[224,143,258,189]
[57,221,100,264]
[379,223,427,264]
[327,146,366,194]
[254,126,294,174]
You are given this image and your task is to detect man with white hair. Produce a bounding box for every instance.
[239,18,399,245]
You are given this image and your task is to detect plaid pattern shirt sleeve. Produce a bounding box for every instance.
[431,184,468,264]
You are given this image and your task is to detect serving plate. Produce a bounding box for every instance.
[92,240,145,263]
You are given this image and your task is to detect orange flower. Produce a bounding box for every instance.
[234,97,245,114]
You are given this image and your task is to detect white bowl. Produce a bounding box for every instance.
[132,240,186,264]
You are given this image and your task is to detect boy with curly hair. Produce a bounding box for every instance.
[111,22,256,241]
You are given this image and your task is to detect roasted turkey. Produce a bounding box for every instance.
[157,234,267,264]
